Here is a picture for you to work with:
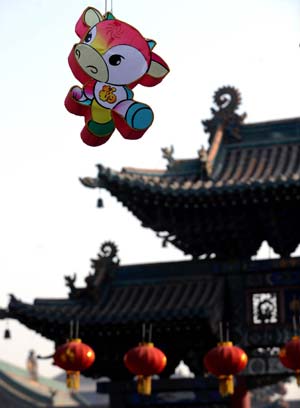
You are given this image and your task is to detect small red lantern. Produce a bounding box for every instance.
[124,342,167,395]
[204,341,248,397]
[54,338,95,390]
[279,335,300,386]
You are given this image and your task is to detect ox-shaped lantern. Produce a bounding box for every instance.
[65,7,170,146]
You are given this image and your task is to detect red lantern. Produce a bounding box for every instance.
[204,341,248,397]
[124,342,167,395]
[54,338,95,390]
[279,335,300,386]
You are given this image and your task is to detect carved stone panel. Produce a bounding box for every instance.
[251,292,279,325]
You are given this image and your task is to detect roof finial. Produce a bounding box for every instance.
[202,86,247,144]
[213,86,241,114]
[161,145,175,168]
[198,145,208,163]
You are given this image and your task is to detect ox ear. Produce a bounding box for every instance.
[76,7,103,37]
[139,53,170,87]
[147,54,169,80]
[148,60,169,79]
[83,7,103,27]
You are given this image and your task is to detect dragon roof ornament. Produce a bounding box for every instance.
[65,241,119,300]
[202,86,247,144]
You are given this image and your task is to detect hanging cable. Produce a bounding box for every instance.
[105,0,113,13]
[219,321,223,342]
[69,320,74,340]
[225,322,230,341]
[148,323,153,343]
[75,320,80,338]
[293,314,297,336]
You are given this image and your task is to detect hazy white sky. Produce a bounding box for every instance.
[0,0,300,385]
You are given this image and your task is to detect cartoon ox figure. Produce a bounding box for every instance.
[65,7,169,146]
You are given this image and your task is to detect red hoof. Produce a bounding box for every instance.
[112,111,146,140]
[80,126,111,147]
[64,89,90,117]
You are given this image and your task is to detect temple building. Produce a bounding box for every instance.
[1,87,300,408]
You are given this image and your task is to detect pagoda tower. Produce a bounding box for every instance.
[2,87,300,408]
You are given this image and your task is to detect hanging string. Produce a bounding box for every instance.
[69,320,74,340]
[292,314,297,336]
[148,323,153,343]
[104,0,113,14]
[141,323,153,343]
[75,320,80,338]
[225,322,230,342]
[142,323,146,342]
[219,321,223,342]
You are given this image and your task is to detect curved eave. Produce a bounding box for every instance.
[86,166,300,199]
[7,275,224,335]
[81,136,299,199]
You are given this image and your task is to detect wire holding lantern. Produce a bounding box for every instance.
[124,323,167,396]
[279,314,300,386]
[53,320,95,390]
[204,322,248,397]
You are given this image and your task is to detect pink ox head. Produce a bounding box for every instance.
[69,7,169,88]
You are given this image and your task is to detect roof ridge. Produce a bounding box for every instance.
[242,116,300,127]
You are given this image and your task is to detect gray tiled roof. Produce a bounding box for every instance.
[8,271,224,330]
[87,118,300,195]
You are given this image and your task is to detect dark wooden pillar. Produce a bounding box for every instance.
[230,378,251,408]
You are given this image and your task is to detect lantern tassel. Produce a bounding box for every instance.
[137,375,152,395]
[66,371,80,390]
[219,375,234,396]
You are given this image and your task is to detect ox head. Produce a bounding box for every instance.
[69,7,169,87]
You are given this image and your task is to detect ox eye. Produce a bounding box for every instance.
[84,26,96,44]
[109,54,124,66]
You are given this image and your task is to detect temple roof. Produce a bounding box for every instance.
[7,242,224,334]
[3,243,299,382]
[81,87,300,259]
[3,242,226,379]
[84,116,300,194]
[8,268,223,327]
